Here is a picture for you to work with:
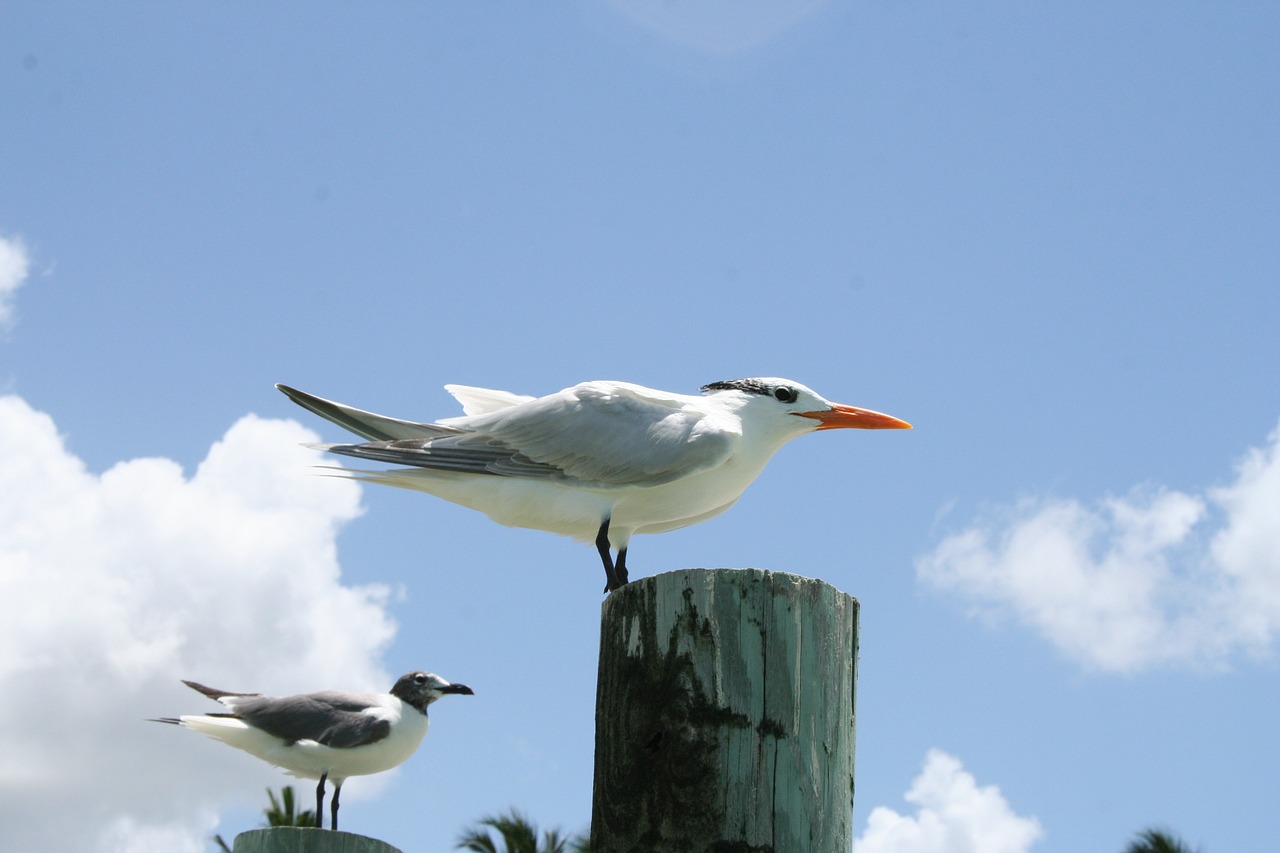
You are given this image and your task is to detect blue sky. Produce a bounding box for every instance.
[2,3,1278,851]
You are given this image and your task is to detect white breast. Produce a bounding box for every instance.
[181,695,430,783]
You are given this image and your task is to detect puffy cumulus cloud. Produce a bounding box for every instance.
[854,750,1043,853]
[918,422,1280,672]
[0,233,30,325]
[0,395,397,852]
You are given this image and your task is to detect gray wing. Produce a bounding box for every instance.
[277,384,458,442]
[182,680,260,702]
[320,382,738,488]
[232,692,391,749]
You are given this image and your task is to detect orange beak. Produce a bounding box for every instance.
[795,404,913,431]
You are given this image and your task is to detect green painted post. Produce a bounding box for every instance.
[232,827,403,853]
[590,568,859,852]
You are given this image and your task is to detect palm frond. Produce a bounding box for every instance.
[264,785,317,828]
[1124,827,1199,853]
[456,827,501,853]
[456,809,588,853]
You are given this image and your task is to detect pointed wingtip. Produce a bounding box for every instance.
[182,679,234,701]
[182,679,262,703]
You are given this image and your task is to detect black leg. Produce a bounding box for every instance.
[315,774,327,828]
[595,518,621,593]
[615,547,629,586]
[331,781,342,832]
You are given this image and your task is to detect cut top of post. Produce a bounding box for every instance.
[232,827,403,853]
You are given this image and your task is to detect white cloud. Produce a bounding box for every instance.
[0,234,30,326]
[855,750,1043,853]
[918,422,1280,672]
[0,395,397,852]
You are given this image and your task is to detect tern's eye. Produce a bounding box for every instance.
[773,386,798,404]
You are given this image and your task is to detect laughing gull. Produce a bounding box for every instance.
[278,378,910,591]
[153,671,473,830]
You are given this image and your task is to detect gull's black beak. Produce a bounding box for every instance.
[442,683,475,696]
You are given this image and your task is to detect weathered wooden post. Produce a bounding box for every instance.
[591,568,859,852]
[232,827,402,853]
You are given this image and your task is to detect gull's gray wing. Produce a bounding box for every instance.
[277,384,459,443]
[182,680,260,702]
[319,382,738,488]
[231,691,391,749]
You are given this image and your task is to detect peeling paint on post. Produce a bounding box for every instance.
[590,569,858,852]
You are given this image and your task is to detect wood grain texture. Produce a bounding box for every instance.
[591,568,859,853]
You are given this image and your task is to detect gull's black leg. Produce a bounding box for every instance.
[596,518,621,593]
[315,773,327,828]
[615,547,629,586]
[331,780,342,831]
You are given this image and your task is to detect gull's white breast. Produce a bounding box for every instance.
[181,695,429,782]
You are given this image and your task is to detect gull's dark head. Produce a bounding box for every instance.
[391,671,475,712]
[701,377,912,431]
